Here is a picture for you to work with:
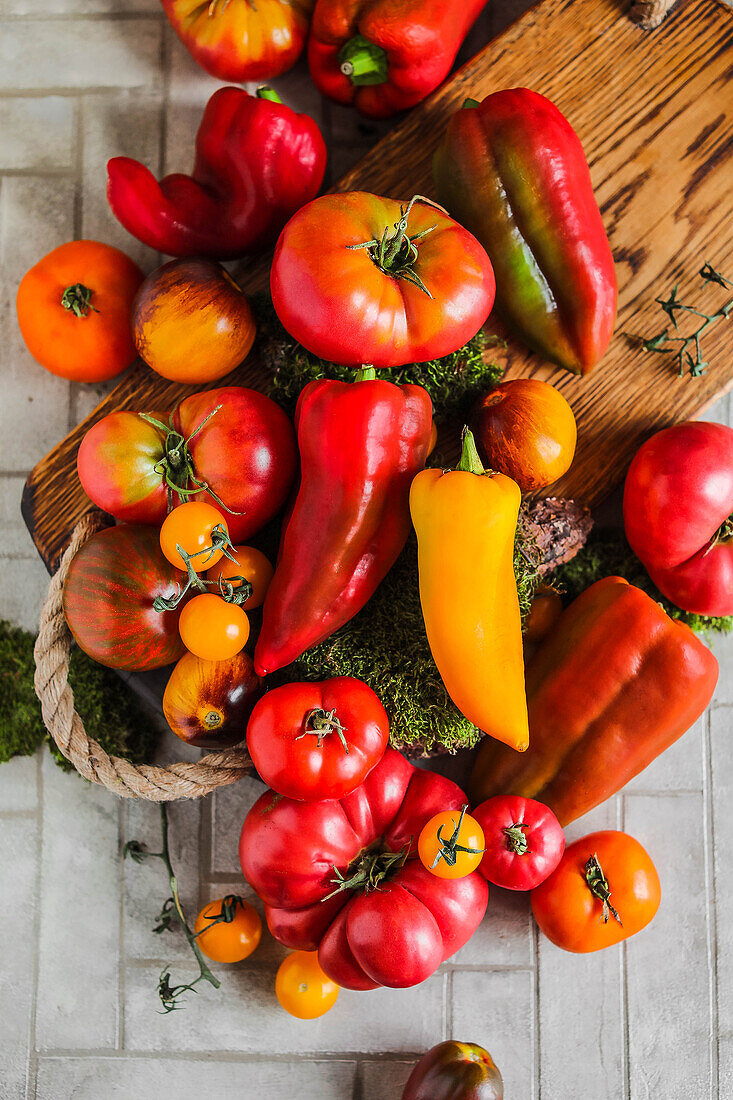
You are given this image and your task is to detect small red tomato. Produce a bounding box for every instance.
[418,806,486,880]
[207,545,274,610]
[275,951,339,1019]
[159,501,229,573]
[402,1040,504,1100]
[246,676,389,801]
[472,795,565,891]
[179,593,249,661]
[194,895,262,963]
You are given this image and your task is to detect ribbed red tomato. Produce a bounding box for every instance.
[62,525,186,671]
[77,386,298,542]
[271,191,495,368]
[246,676,389,801]
[472,795,565,891]
[239,749,489,990]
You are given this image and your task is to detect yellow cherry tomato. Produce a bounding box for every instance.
[418,805,486,880]
[275,951,339,1019]
[179,593,249,661]
[207,545,274,610]
[159,501,229,572]
[194,895,262,963]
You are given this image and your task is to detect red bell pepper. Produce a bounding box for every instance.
[106,87,326,261]
[308,0,489,119]
[434,89,617,374]
[254,371,432,676]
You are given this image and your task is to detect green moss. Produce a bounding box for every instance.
[551,531,733,635]
[252,292,505,421]
[0,619,159,772]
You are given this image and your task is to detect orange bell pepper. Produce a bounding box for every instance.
[409,429,529,752]
[470,576,719,824]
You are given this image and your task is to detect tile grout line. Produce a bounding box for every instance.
[25,749,43,1100]
[619,796,631,1100]
[117,798,127,1052]
[703,706,721,1098]
[532,919,541,1100]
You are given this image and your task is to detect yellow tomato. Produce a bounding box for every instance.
[207,545,274,609]
[159,501,229,572]
[275,951,339,1019]
[194,896,262,963]
[418,806,486,879]
[179,593,249,661]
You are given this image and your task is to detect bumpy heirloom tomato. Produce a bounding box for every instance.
[276,951,339,1019]
[62,525,185,671]
[402,1041,504,1100]
[194,896,262,963]
[271,192,495,368]
[472,795,565,891]
[418,807,485,880]
[246,677,389,801]
[624,421,733,616]
[163,650,261,748]
[16,239,144,382]
[132,258,256,384]
[531,830,661,953]
[240,749,489,990]
[162,0,314,83]
[470,379,577,493]
[77,386,298,542]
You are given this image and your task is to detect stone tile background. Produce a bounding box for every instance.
[0,3,731,1098]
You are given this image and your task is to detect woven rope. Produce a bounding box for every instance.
[33,511,254,800]
[630,0,679,29]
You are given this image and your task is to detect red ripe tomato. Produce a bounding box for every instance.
[76,386,298,542]
[271,191,495,368]
[239,749,489,990]
[402,1041,504,1100]
[246,676,389,801]
[472,795,565,891]
[62,525,186,671]
[623,421,733,615]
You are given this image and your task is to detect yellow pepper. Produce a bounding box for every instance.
[409,429,529,752]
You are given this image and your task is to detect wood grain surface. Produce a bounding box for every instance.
[22,0,733,572]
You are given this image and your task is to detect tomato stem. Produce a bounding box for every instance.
[585,853,622,925]
[123,805,221,1012]
[346,195,437,298]
[430,805,485,869]
[297,708,349,753]
[153,526,250,612]
[503,822,530,855]
[61,283,99,318]
[324,840,410,900]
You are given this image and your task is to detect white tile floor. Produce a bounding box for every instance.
[1,4,732,1098]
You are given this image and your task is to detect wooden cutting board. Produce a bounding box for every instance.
[22,0,733,572]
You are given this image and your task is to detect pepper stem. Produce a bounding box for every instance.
[256,86,283,104]
[462,97,481,108]
[457,427,486,475]
[585,853,622,925]
[355,365,376,381]
[503,822,530,855]
[338,34,388,86]
[61,283,99,318]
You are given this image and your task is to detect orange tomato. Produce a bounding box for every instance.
[275,951,339,1019]
[470,378,577,492]
[418,806,485,880]
[531,830,661,952]
[132,257,256,383]
[179,593,250,661]
[16,239,144,382]
[159,501,229,573]
[194,895,262,963]
[207,545,274,610]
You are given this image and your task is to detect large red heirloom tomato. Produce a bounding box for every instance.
[623,421,733,616]
[271,192,495,368]
[77,386,297,542]
[62,525,186,671]
[239,749,489,990]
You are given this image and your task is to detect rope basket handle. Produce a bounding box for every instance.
[33,511,254,801]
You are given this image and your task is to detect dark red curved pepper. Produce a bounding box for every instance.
[308,0,489,119]
[434,89,617,374]
[254,372,432,676]
[106,86,326,261]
